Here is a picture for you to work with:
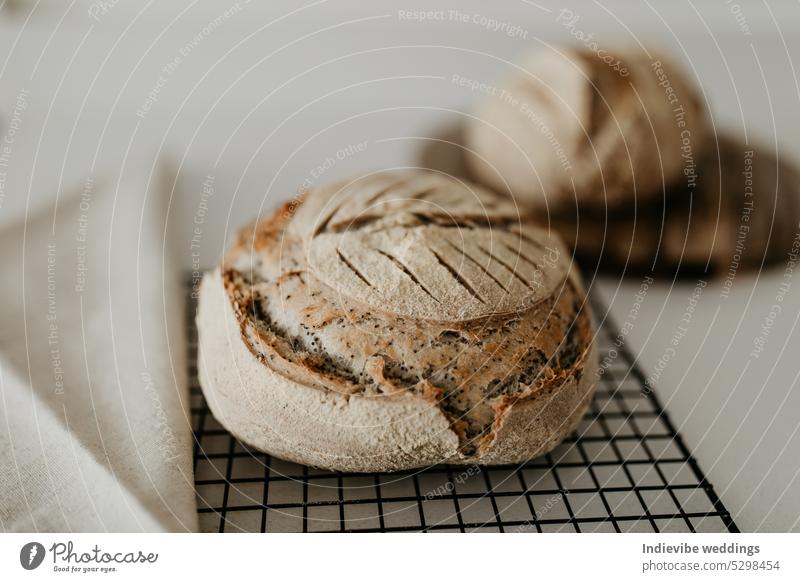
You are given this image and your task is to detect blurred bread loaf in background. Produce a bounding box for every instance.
[422,45,799,278]
[464,47,710,211]
[545,135,800,276]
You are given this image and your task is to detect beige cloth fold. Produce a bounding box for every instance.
[0,164,197,532]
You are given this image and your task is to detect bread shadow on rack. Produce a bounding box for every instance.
[418,123,800,280]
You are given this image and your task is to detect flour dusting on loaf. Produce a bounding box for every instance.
[198,170,598,471]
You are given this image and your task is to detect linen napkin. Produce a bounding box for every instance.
[0,162,198,532]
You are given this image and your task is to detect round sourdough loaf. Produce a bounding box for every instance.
[464,47,709,210]
[197,170,598,472]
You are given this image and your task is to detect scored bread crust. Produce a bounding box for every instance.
[197,171,598,472]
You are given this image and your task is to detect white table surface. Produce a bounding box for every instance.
[1,0,799,531]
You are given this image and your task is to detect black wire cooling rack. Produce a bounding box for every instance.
[187,280,738,533]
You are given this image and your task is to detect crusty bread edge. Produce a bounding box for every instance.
[198,268,461,472]
[197,267,598,472]
[467,341,598,465]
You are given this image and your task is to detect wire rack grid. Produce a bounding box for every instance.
[187,282,738,533]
